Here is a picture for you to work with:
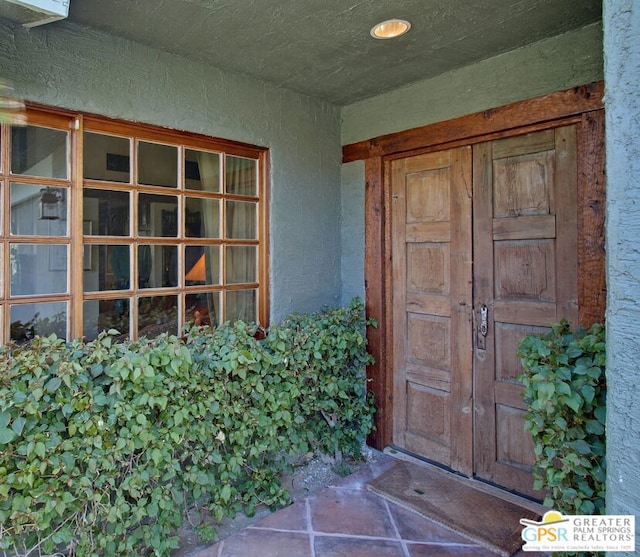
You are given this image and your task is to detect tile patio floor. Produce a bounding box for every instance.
[192,451,538,557]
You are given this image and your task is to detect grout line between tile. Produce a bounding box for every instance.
[306,497,316,557]
[384,499,412,557]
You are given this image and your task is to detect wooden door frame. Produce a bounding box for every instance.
[342,82,606,450]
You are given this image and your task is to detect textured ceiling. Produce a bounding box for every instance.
[62,0,602,105]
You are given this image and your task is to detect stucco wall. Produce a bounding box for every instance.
[603,1,640,551]
[339,22,604,311]
[0,18,342,323]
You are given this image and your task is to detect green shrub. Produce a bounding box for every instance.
[517,320,606,516]
[0,298,375,556]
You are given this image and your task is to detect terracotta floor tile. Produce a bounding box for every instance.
[330,456,397,490]
[314,535,408,557]
[407,542,500,556]
[309,488,398,538]
[388,503,477,544]
[251,499,308,531]
[215,529,312,557]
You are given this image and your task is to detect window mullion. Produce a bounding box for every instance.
[69,115,84,340]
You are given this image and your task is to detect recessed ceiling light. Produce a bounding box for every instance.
[370,19,411,39]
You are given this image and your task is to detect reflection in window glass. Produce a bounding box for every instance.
[10,244,68,296]
[226,290,256,323]
[225,246,256,284]
[10,301,67,343]
[185,149,220,192]
[138,141,177,188]
[185,245,219,285]
[83,299,129,341]
[138,295,177,338]
[226,155,256,196]
[226,200,256,239]
[84,132,131,183]
[11,125,68,179]
[186,292,218,327]
[139,244,177,288]
[185,197,219,238]
[83,245,130,292]
[84,188,130,236]
[10,183,68,235]
[138,193,178,237]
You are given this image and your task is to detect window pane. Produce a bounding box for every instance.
[11,183,68,235]
[186,292,218,327]
[226,200,256,239]
[84,188,130,236]
[138,141,177,188]
[139,194,178,237]
[84,132,130,183]
[139,244,177,288]
[83,299,129,341]
[225,290,256,323]
[138,295,178,338]
[225,246,256,284]
[83,244,130,292]
[10,301,67,343]
[185,149,220,192]
[185,197,219,238]
[226,155,256,196]
[185,245,219,285]
[11,125,68,179]
[11,244,67,296]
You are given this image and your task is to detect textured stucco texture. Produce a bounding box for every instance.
[603,0,640,552]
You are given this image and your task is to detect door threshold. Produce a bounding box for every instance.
[383,446,547,516]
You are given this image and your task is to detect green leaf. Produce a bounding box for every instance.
[0,427,15,445]
[45,376,62,393]
[581,385,595,405]
[35,441,46,459]
[220,484,232,502]
[567,439,592,455]
[585,419,605,435]
[537,382,555,404]
[565,392,582,413]
[0,411,10,429]
[11,416,27,436]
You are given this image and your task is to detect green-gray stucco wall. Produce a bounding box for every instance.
[603,1,640,552]
[0,18,343,323]
[339,21,603,303]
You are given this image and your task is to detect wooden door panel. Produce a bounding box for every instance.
[492,151,554,217]
[405,382,451,464]
[392,146,473,474]
[474,126,578,498]
[494,240,556,301]
[407,243,450,293]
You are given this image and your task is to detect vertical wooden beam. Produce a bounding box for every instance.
[577,110,606,326]
[70,115,84,339]
[364,155,392,449]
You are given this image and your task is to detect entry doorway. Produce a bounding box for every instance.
[391,127,581,498]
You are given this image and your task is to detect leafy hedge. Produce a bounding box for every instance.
[517,320,606,515]
[0,298,375,556]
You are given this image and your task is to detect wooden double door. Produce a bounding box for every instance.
[391,126,579,498]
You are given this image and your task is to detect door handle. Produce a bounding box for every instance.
[477,304,488,350]
[480,304,488,337]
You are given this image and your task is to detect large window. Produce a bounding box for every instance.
[1,106,269,344]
